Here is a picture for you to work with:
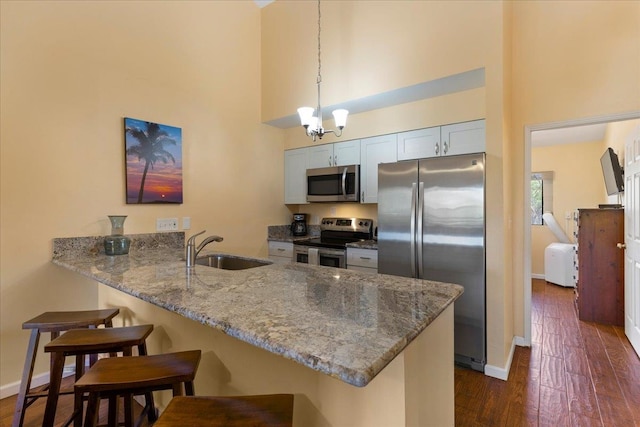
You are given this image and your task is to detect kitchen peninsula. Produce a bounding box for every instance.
[52,232,463,427]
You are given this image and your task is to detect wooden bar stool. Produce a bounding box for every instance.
[154,394,295,427]
[42,324,154,427]
[74,350,201,427]
[12,308,120,427]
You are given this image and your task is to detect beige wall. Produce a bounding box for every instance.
[511,0,640,339]
[2,0,639,393]
[530,140,606,275]
[0,1,289,391]
[263,0,512,370]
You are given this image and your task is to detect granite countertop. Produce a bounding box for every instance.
[346,240,378,250]
[52,232,461,387]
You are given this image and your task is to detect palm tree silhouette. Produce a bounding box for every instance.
[126,121,177,203]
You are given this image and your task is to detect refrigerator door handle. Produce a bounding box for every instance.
[410,182,417,278]
[417,182,424,279]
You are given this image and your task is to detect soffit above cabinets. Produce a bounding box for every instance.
[265,68,486,129]
[531,123,607,147]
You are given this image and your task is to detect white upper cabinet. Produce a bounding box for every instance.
[307,144,334,169]
[440,119,485,156]
[334,140,361,166]
[284,147,308,204]
[284,119,484,205]
[308,140,361,169]
[360,134,397,204]
[397,126,441,160]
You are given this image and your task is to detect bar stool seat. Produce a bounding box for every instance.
[43,324,154,427]
[12,308,120,427]
[154,395,295,427]
[75,350,201,427]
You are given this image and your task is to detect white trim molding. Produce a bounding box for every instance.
[483,336,525,381]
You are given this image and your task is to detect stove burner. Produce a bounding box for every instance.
[293,217,373,250]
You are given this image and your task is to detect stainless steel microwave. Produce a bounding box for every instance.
[306,165,360,202]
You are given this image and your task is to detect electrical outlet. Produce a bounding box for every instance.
[156,218,178,232]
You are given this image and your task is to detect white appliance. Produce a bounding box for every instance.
[542,212,576,287]
[544,243,576,287]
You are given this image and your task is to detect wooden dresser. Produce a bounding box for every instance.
[575,208,625,326]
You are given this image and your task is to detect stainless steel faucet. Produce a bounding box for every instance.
[186,230,224,268]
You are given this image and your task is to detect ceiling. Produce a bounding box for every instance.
[531,123,607,147]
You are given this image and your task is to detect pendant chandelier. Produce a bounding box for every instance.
[297,0,348,142]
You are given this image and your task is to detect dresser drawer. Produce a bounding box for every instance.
[347,248,378,269]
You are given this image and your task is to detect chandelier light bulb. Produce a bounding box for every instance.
[297,107,315,127]
[332,109,349,129]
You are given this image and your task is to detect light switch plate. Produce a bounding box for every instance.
[157,218,178,232]
[182,217,191,230]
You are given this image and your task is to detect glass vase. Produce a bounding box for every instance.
[104,215,131,255]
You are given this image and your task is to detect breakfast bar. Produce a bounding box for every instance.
[52,233,463,426]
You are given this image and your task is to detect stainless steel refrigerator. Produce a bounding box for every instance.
[377,153,486,371]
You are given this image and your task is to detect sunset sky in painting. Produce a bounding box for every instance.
[125,118,183,203]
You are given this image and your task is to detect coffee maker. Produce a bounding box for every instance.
[290,213,308,236]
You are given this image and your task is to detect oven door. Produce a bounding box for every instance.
[294,246,346,268]
[306,165,359,203]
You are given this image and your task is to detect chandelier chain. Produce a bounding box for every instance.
[317,0,322,85]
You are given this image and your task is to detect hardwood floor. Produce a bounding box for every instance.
[2,279,639,426]
[456,279,640,426]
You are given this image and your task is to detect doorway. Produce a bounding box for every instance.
[522,111,640,346]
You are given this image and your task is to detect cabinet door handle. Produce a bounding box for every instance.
[334,155,337,165]
[359,256,371,260]
[277,248,286,252]
[329,156,332,166]
[443,140,448,154]
[361,191,365,201]
[617,243,626,249]
[435,142,440,155]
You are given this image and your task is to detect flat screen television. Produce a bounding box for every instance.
[600,147,624,195]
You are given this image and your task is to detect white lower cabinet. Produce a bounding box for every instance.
[347,248,378,273]
[268,241,293,264]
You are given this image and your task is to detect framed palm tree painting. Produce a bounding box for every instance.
[124,117,183,204]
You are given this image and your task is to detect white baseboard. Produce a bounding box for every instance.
[483,336,525,381]
[531,273,545,280]
[0,364,75,400]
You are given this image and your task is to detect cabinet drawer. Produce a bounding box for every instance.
[268,241,293,258]
[347,248,378,269]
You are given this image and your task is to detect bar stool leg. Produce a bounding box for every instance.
[12,329,40,427]
[42,351,66,427]
[123,393,134,427]
[107,396,118,427]
[137,342,158,423]
[83,393,101,427]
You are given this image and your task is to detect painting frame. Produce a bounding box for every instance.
[124,117,183,204]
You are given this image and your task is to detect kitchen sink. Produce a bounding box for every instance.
[195,254,272,270]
